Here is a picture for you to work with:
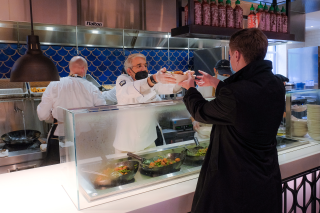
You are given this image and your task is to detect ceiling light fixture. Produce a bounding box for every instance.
[10,0,59,82]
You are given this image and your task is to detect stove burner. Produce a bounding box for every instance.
[2,140,41,152]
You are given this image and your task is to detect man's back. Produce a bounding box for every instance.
[37,76,105,135]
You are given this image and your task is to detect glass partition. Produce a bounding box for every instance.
[59,99,209,210]
[59,90,320,210]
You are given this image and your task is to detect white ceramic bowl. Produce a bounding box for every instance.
[167,71,195,83]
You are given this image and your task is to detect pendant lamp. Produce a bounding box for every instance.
[10,0,60,82]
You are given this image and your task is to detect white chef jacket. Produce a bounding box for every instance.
[113,74,181,152]
[102,87,117,104]
[37,76,106,136]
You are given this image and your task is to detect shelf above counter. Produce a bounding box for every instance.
[171,25,296,42]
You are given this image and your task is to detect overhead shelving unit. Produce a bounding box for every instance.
[172,0,296,41]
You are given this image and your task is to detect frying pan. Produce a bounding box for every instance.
[1,130,41,145]
[81,160,139,187]
[184,137,208,164]
[127,151,186,174]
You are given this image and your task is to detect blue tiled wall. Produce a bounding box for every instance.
[0,43,194,85]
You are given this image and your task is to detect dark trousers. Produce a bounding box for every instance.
[42,119,60,166]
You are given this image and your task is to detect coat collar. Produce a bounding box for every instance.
[224,60,273,84]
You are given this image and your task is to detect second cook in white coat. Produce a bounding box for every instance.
[114,53,181,153]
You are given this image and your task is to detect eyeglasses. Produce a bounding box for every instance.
[131,63,148,69]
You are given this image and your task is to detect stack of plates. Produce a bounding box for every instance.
[307,104,320,140]
[291,117,307,137]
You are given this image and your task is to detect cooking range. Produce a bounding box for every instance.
[0,139,46,173]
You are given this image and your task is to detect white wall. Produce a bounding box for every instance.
[305,29,320,47]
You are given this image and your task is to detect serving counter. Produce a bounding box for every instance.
[0,138,320,213]
[1,89,320,212]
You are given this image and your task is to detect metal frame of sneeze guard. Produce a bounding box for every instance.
[58,98,210,210]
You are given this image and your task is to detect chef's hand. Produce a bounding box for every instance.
[153,68,177,84]
[192,121,200,131]
[195,70,220,89]
[178,73,195,90]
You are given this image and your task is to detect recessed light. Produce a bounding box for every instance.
[92,30,99,34]
[311,26,314,27]
[46,27,54,31]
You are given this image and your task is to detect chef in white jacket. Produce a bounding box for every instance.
[37,56,106,166]
[114,53,181,153]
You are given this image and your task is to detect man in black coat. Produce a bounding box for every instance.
[179,28,284,213]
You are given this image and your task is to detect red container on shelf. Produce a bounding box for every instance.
[281,6,288,33]
[226,0,234,28]
[269,5,276,32]
[185,3,188,26]
[248,4,256,29]
[276,5,282,33]
[202,0,211,25]
[195,0,202,25]
[218,0,226,27]
[234,0,243,29]
[264,3,270,31]
[211,0,219,27]
[256,2,265,30]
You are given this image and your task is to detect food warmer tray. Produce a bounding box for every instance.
[27,82,51,98]
[0,79,29,99]
[78,141,209,202]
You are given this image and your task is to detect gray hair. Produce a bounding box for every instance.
[123,53,146,73]
[69,56,88,70]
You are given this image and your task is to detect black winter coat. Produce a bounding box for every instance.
[183,60,284,213]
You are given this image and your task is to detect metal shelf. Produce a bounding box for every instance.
[171,25,295,41]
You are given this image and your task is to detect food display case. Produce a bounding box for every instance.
[58,89,320,210]
[58,98,209,210]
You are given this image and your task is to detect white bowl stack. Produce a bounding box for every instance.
[307,104,320,140]
[291,117,307,137]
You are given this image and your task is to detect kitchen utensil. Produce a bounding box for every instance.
[127,152,186,174]
[184,137,208,163]
[1,130,41,145]
[81,160,139,186]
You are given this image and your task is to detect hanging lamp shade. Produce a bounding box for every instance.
[10,35,60,82]
[10,0,60,82]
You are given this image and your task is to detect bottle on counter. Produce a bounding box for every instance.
[202,0,211,25]
[211,0,219,27]
[195,0,202,25]
[218,0,226,27]
[234,0,243,29]
[269,5,276,32]
[281,6,288,33]
[264,3,270,31]
[256,2,265,30]
[248,4,256,29]
[276,5,282,33]
[185,3,188,26]
[226,0,234,28]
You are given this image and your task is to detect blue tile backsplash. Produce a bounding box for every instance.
[0,43,194,85]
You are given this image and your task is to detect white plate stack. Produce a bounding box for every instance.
[291,117,307,137]
[307,104,320,140]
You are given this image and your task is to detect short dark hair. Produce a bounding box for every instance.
[229,28,268,64]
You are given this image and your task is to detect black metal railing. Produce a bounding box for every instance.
[282,166,320,213]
